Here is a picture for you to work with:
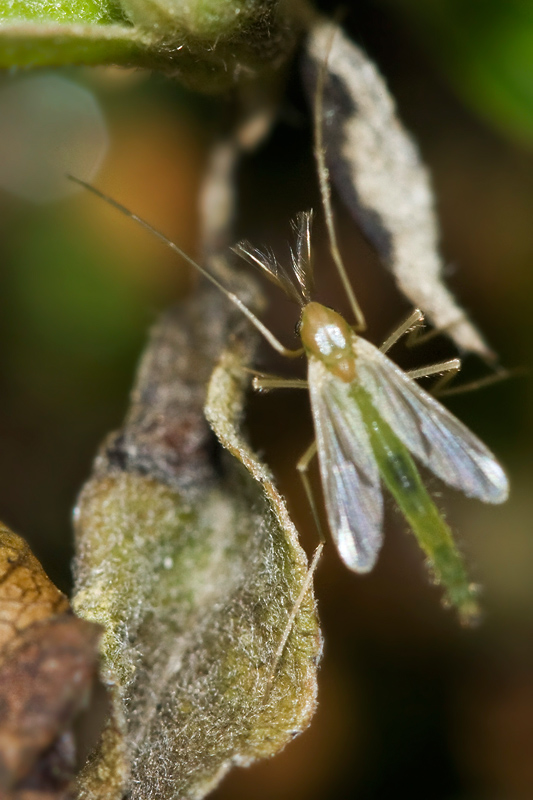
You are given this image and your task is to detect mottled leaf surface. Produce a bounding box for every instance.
[73,281,321,800]
[0,524,69,651]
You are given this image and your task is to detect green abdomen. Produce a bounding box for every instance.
[352,384,481,626]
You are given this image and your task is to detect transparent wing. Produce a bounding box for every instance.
[290,210,314,303]
[308,358,383,572]
[354,337,509,503]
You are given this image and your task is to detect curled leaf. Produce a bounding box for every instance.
[302,16,493,359]
[73,281,321,800]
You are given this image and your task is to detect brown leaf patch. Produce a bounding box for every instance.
[0,525,69,654]
[0,528,103,799]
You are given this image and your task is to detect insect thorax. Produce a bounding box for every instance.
[300,302,356,382]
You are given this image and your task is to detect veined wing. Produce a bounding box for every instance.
[308,358,383,572]
[354,337,509,503]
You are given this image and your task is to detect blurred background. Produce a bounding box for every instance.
[0,1,532,798]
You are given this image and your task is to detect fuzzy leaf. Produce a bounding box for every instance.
[0,0,298,92]
[0,0,125,24]
[73,281,321,800]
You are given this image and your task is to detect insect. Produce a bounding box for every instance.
[68,24,510,633]
[68,38,510,689]
[233,208,508,620]
[70,169,508,631]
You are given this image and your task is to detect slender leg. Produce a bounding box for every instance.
[405,313,491,353]
[436,367,520,398]
[314,33,367,332]
[381,309,476,355]
[410,358,519,398]
[266,441,325,693]
[253,376,308,392]
[266,543,324,695]
[407,357,462,396]
[240,367,308,392]
[407,358,461,382]
[380,309,425,353]
[297,441,325,546]
[406,326,439,348]
[404,315,487,351]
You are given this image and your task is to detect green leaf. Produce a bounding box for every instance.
[0,23,142,69]
[0,0,298,92]
[0,0,126,24]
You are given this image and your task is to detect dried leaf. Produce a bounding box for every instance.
[0,524,69,652]
[302,16,493,359]
[73,281,321,800]
[0,527,102,799]
[0,616,102,796]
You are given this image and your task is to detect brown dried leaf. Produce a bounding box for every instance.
[0,527,102,799]
[0,616,101,795]
[0,525,69,653]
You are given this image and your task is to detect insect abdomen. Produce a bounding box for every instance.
[352,384,481,625]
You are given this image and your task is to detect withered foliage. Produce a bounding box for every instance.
[73,280,321,800]
[0,525,69,651]
[0,526,102,800]
[302,15,492,358]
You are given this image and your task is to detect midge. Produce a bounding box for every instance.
[70,175,508,626]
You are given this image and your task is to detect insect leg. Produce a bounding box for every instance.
[407,358,461,382]
[314,24,367,332]
[252,375,308,392]
[241,366,308,391]
[380,309,424,353]
[406,357,462,397]
[403,315,496,361]
[266,441,324,692]
[401,340,516,398]
[297,441,326,546]
[266,540,323,695]
[435,367,519,398]
[406,357,517,400]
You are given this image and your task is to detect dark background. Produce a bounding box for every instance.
[0,2,532,798]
